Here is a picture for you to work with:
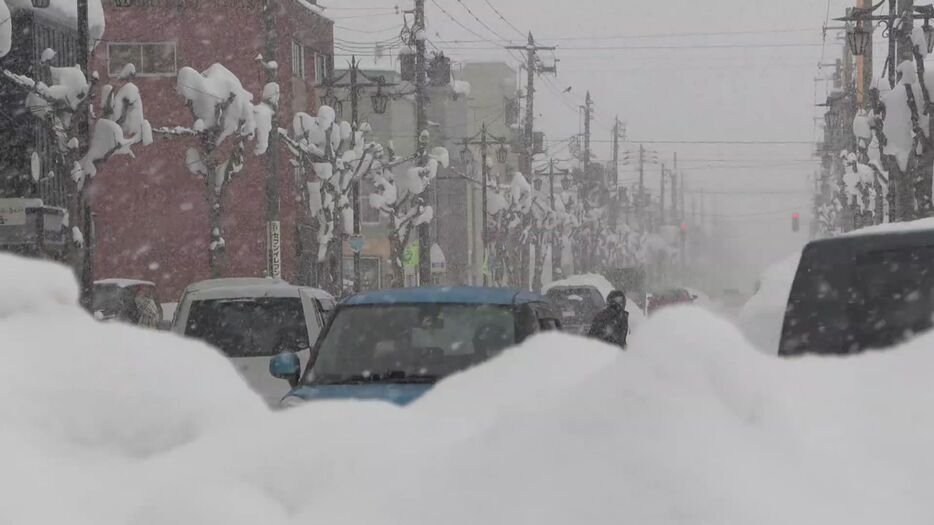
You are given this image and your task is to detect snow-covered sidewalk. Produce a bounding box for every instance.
[3,253,934,524]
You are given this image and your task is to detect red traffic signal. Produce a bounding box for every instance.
[792,212,801,232]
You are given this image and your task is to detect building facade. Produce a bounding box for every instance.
[91,0,334,301]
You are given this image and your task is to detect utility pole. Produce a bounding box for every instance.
[612,117,621,193]
[480,126,489,287]
[581,92,593,272]
[670,153,678,221]
[506,34,556,177]
[350,58,362,292]
[537,158,569,280]
[460,125,509,287]
[856,0,874,107]
[660,163,666,226]
[262,0,282,281]
[638,144,646,231]
[77,0,92,306]
[414,0,430,286]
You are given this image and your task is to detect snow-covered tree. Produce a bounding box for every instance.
[153,63,273,277]
[279,106,389,293]
[367,136,449,288]
[1,3,150,292]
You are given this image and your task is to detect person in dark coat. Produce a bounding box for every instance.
[588,290,630,349]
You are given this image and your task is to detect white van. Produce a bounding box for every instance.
[172,278,336,406]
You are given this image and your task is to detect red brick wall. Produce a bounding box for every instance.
[91,0,333,302]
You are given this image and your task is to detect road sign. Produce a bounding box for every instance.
[403,241,419,268]
[349,235,366,254]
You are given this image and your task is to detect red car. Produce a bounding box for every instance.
[647,288,696,315]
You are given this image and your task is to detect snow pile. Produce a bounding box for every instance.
[739,251,801,354]
[0,1,11,58]
[12,254,934,522]
[0,253,78,317]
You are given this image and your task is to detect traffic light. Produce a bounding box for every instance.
[792,212,801,233]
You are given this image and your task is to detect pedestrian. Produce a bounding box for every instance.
[133,286,160,328]
[587,290,629,349]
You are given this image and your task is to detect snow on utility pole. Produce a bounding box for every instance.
[262,0,282,280]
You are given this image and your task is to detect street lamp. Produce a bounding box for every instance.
[924,19,934,54]
[846,22,873,56]
[370,86,390,115]
[496,143,508,164]
[321,89,343,117]
[460,147,474,165]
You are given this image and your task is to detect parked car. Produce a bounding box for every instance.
[647,288,696,314]
[780,226,934,356]
[545,285,606,335]
[172,278,336,406]
[270,286,561,408]
[92,279,162,325]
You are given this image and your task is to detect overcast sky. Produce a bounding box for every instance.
[323,0,863,287]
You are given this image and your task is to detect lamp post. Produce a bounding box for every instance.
[836,1,934,88]
[318,55,397,293]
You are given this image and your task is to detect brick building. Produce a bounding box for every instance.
[91,0,333,302]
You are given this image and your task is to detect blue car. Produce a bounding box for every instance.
[269,287,561,408]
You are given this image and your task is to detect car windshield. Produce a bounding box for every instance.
[546,287,605,325]
[91,285,128,316]
[185,298,309,357]
[307,303,517,385]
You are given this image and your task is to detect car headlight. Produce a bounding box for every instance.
[279,396,306,409]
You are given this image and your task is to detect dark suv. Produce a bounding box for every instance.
[780,228,934,356]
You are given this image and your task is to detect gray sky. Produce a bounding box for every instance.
[324,0,859,288]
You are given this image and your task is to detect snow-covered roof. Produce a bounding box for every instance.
[544,273,616,299]
[183,278,334,301]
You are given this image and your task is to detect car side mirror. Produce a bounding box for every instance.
[269,352,301,388]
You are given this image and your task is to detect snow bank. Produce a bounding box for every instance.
[739,251,801,354]
[10,254,934,523]
[0,252,78,317]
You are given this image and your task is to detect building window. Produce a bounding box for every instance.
[108,42,177,77]
[291,40,305,79]
[315,53,331,85]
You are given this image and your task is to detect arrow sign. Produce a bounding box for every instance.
[349,235,366,254]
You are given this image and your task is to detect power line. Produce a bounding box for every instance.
[432,27,818,44]
[480,0,524,38]
[450,0,511,42]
